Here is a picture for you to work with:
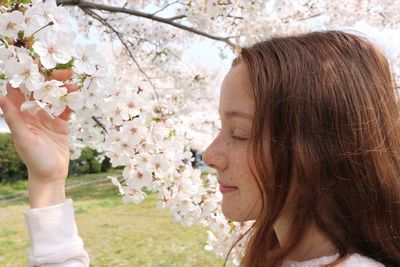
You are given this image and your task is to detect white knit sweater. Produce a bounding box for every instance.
[24,199,385,267]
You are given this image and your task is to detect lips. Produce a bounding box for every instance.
[218,181,238,193]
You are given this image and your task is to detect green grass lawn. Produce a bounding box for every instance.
[0,172,228,267]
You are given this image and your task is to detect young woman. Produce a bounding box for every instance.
[0,30,399,266]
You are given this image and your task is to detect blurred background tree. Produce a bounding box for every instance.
[0,133,112,182]
[0,133,27,183]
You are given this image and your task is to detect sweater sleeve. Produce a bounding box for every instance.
[24,199,90,267]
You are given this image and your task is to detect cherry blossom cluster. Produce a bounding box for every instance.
[63,47,250,263]
[0,0,107,117]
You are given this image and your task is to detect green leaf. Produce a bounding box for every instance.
[0,1,12,8]
[229,221,235,234]
[158,50,168,57]
[17,30,24,40]
[168,129,176,138]
[56,59,75,69]
[1,0,16,8]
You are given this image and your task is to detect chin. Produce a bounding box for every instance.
[221,201,259,222]
[221,204,249,222]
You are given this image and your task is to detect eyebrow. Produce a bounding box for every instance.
[224,110,253,119]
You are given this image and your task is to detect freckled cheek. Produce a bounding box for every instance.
[224,139,231,147]
[230,150,252,190]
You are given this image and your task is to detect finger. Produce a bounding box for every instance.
[0,95,29,140]
[51,69,74,81]
[65,83,79,93]
[58,106,73,121]
[6,83,25,110]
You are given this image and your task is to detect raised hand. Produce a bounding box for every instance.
[0,69,78,208]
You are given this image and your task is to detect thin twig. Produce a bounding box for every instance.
[167,14,187,21]
[282,12,322,24]
[151,0,179,16]
[56,0,235,48]
[227,14,243,20]
[78,74,108,133]
[83,8,160,100]
[299,12,322,21]
[92,116,108,133]
[132,38,195,74]
[28,21,54,38]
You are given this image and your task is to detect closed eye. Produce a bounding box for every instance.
[231,128,250,141]
[231,134,248,141]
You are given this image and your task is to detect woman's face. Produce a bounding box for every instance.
[203,63,262,222]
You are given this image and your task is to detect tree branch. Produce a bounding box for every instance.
[82,8,160,100]
[56,0,235,48]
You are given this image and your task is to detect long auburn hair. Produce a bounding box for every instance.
[229,31,400,266]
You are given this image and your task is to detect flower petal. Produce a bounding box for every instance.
[66,91,84,111]
[53,50,71,64]
[40,55,57,69]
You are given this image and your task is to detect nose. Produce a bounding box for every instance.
[202,134,228,171]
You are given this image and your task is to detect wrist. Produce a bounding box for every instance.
[28,177,67,209]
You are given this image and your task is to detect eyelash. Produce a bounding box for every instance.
[230,131,249,141]
[217,126,249,141]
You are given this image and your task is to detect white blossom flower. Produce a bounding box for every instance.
[0,46,13,69]
[20,99,52,116]
[73,44,100,75]
[29,0,71,32]
[202,198,218,216]
[4,54,43,91]
[122,188,146,204]
[31,0,57,25]
[0,11,24,38]
[34,80,65,102]
[150,154,171,177]
[47,90,84,116]
[32,30,72,69]
[47,6,72,31]
[22,7,46,37]
[65,91,85,111]
[80,76,108,108]
[120,118,148,147]
[107,99,127,125]
[151,122,171,142]
[124,167,153,189]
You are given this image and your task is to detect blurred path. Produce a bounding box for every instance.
[0,176,110,204]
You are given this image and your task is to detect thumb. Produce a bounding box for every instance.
[0,95,28,140]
